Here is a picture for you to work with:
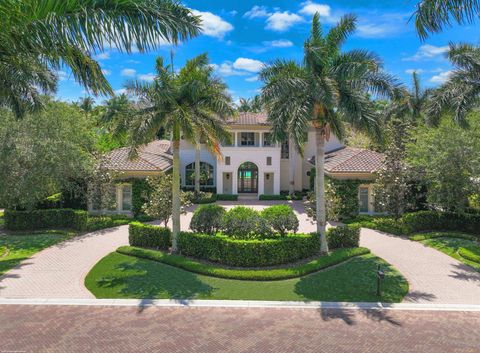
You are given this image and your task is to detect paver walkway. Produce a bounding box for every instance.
[0,226,129,298]
[360,228,480,304]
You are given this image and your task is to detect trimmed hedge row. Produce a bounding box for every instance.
[327,225,360,249]
[4,209,88,231]
[216,194,238,201]
[259,192,303,201]
[128,222,171,250]
[177,231,320,267]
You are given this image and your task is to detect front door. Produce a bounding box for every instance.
[238,162,258,193]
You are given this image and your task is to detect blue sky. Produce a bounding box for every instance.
[57,0,480,104]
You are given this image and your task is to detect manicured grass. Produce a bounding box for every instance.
[410,232,480,271]
[0,231,74,275]
[85,252,408,302]
[116,246,370,280]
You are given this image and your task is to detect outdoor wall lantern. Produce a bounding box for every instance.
[376,265,385,297]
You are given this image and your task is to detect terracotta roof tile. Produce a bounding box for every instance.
[309,147,384,174]
[226,112,270,125]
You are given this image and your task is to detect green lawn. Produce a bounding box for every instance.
[85,252,408,302]
[413,233,480,271]
[0,231,74,275]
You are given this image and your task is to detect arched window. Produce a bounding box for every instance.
[185,162,214,186]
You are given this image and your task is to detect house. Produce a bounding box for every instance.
[97,112,383,215]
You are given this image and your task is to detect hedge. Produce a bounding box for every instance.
[216,194,238,201]
[327,225,360,249]
[259,193,303,201]
[116,246,370,280]
[4,209,87,231]
[177,231,320,267]
[409,232,477,242]
[128,222,171,250]
[458,246,480,264]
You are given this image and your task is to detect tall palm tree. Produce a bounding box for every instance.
[78,97,95,119]
[426,43,480,127]
[413,0,480,39]
[385,71,430,123]
[260,13,398,253]
[0,0,200,116]
[101,94,135,137]
[126,53,234,251]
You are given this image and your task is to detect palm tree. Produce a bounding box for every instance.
[0,0,200,116]
[413,0,480,39]
[426,43,480,127]
[385,71,430,123]
[260,13,398,253]
[237,95,263,112]
[101,94,135,137]
[126,53,234,251]
[78,97,95,119]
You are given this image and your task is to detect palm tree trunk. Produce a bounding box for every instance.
[315,127,329,254]
[194,145,200,194]
[171,123,181,253]
[288,136,296,195]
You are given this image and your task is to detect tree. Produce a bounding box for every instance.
[0,98,96,210]
[77,97,95,119]
[413,0,480,39]
[0,0,200,116]
[260,14,398,253]
[237,96,263,112]
[126,53,234,252]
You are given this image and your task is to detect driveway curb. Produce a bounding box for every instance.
[1,298,480,312]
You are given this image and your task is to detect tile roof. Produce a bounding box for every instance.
[309,147,384,174]
[226,112,270,125]
[104,140,172,172]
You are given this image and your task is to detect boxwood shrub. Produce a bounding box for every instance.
[190,204,226,235]
[177,231,320,267]
[261,205,299,235]
[128,222,171,250]
[221,206,272,239]
[4,209,87,231]
[401,211,480,235]
[216,194,238,201]
[327,225,360,249]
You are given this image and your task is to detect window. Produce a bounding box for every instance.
[122,185,132,211]
[266,156,272,166]
[240,132,255,146]
[281,140,289,159]
[225,156,231,165]
[185,162,214,186]
[359,187,369,213]
[222,133,235,146]
[263,132,272,147]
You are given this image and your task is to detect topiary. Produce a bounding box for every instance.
[261,205,299,236]
[189,204,226,235]
[221,206,272,239]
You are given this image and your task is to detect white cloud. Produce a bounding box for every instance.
[246,76,259,82]
[405,69,425,74]
[430,70,453,84]
[232,58,264,72]
[211,62,248,76]
[403,44,449,61]
[126,59,140,64]
[266,11,304,31]
[263,39,294,48]
[138,73,156,81]
[244,5,271,18]
[299,1,331,16]
[102,69,111,76]
[192,10,233,38]
[115,88,127,95]
[95,52,110,60]
[57,70,68,81]
[121,68,136,77]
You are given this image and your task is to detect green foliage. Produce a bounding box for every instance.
[221,206,272,239]
[130,179,152,216]
[327,225,360,249]
[117,246,370,280]
[189,204,226,235]
[458,246,480,264]
[177,232,320,267]
[128,222,171,250]
[345,215,405,235]
[261,205,299,236]
[184,191,216,204]
[86,215,131,232]
[4,209,87,231]
[216,194,238,201]
[409,232,477,241]
[401,211,480,236]
[259,192,303,201]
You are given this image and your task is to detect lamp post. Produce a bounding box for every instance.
[376,265,385,297]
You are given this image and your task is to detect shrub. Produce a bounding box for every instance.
[401,211,480,235]
[409,232,477,241]
[221,206,272,239]
[259,192,303,201]
[177,231,320,267]
[190,204,226,235]
[346,215,405,235]
[128,222,171,250]
[87,215,131,232]
[327,225,360,249]
[261,205,299,235]
[458,246,480,264]
[186,191,216,204]
[216,194,238,201]
[4,208,87,231]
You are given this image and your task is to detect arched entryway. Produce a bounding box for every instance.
[238,162,258,193]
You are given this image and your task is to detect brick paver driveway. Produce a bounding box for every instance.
[360,228,480,304]
[0,305,479,353]
[0,226,129,298]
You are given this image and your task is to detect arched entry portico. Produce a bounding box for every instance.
[238,162,258,193]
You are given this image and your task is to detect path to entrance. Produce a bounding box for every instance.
[0,304,478,353]
[360,228,480,304]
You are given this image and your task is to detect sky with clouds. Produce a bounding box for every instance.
[56,0,480,104]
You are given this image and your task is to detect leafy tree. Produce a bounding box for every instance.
[260,14,398,253]
[0,98,96,210]
[126,53,234,252]
[413,0,480,39]
[0,0,200,116]
[77,97,95,119]
[237,95,263,112]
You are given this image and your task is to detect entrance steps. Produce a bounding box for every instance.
[237,193,258,200]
